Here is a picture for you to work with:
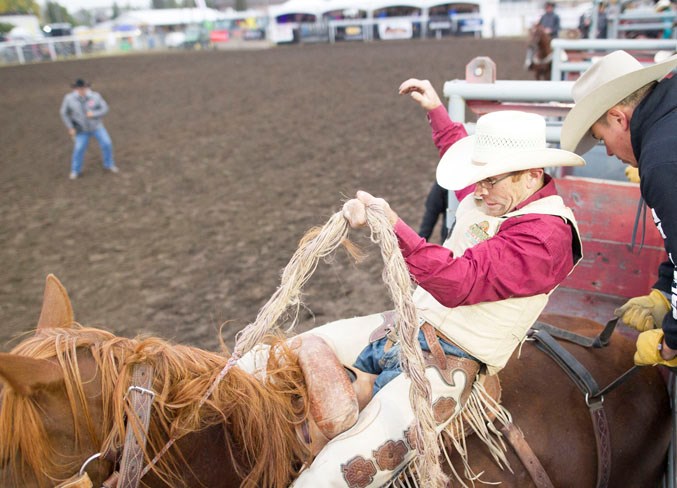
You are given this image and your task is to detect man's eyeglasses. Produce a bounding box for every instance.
[476,172,516,190]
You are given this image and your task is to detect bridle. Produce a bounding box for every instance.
[60,363,156,488]
[65,353,242,488]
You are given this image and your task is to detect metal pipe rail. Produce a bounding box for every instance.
[443,79,574,142]
[0,31,142,65]
[550,38,677,81]
[608,10,676,39]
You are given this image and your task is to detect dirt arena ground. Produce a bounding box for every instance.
[0,37,531,352]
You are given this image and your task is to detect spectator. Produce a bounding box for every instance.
[597,2,609,39]
[578,10,592,38]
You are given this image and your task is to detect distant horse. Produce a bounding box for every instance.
[526,24,554,80]
[0,275,671,487]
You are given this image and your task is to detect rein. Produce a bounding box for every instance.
[57,363,156,488]
[525,317,641,488]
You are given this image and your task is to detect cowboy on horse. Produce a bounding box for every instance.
[241,94,586,486]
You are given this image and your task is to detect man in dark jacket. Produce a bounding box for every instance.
[561,50,677,365]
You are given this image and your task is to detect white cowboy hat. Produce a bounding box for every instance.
[436,110,584,191]
[655,0,672,12]
[561,50,677,155]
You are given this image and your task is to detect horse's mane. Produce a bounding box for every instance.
[0,324,311,487]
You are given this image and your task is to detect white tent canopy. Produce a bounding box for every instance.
[112,8,229,27]
[270,0,481,19]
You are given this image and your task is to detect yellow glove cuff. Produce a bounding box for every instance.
[650,289,671,312]
[634,329,677,367]
[624,166,640,183]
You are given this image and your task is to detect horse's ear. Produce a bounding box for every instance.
[0,352,64,396]
[36,274,74,330]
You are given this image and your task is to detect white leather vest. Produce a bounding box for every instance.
[413,193,582,375]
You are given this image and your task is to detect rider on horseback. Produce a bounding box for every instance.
[279,82,586,487]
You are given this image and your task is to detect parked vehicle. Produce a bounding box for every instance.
[43,23,72,37]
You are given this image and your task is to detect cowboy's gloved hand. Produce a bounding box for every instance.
[398,79,443,111]
[625,166,640,183]
[342,191,398,229]
[634,329,677,366]
[615,289,671,332]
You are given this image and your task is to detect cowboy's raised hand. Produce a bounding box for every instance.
[342,191,398,229]
[398,79,443,111]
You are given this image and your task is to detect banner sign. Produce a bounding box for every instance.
[270,24,294,43]
[378,19,413,39]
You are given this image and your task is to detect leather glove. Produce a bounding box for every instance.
[625,166,640,183]
[634,329,677,367]
[614,289,671,332]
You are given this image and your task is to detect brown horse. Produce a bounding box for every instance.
[0,275,672,487]
[527,24,554,81]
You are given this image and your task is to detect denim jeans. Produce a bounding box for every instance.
[354,330,478,395]
[71,126,114,174]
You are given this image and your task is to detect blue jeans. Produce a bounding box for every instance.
[354,330,478,395]
[71,126,115,174]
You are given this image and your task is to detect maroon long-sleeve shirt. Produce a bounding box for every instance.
[394,106,576,308]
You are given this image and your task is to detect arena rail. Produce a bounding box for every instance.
[608,9,676,39]
[550,37,677,81]
[0,31,142,65]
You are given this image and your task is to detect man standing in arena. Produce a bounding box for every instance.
[60,78,119,180]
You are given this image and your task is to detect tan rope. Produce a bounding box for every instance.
[232,211,350,357]
[231,204,446,486]
[363,207,447,488]
[143,205,446,484]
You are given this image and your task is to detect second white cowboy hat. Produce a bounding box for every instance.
[561,50,677,155]
[436,110,585,191]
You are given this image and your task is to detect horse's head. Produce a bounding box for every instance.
[529,23,552,54]
[0,275,312,488]
[0,275,115,487]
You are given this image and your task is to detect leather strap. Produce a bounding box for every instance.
[102,472,119,488]
[527,328,611,488]
[532,317,618,349]
[421,322,447,370]
[107,363,155,488]
[500,423,555,488]
[589,400,611,488]
[528,328,601,396]
[54,473,94,488]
